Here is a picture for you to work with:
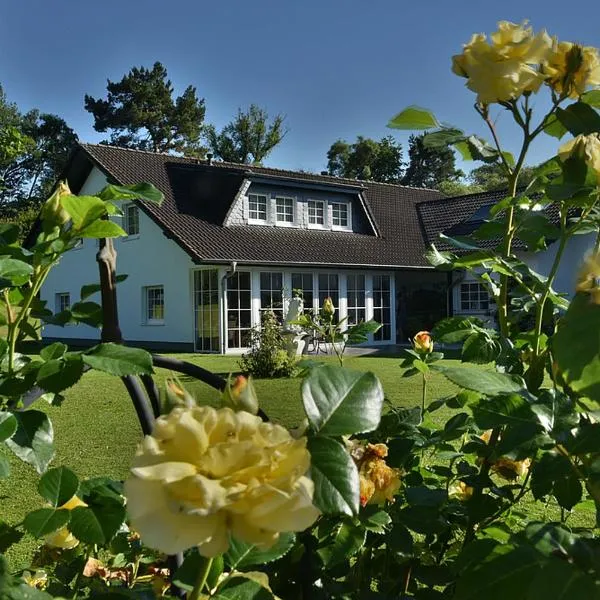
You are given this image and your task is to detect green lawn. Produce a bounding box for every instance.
[0,353,593,569]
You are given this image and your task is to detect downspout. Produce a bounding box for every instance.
[220,262,238,354]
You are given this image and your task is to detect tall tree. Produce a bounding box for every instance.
[468,162,536,191]
[84,62,206,154]
[326,136,404,182]
[206,104,286,164]
[0,86,77,208]
[401,134,463,188]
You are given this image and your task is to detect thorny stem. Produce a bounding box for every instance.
[463,427,502,546]
[6,265,51,377]
[421,372,427,421]
[189,557,214,600]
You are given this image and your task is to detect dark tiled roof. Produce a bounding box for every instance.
[77,143,445,268]
[416,189,508,251]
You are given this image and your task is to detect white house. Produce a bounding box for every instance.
[39,144,594,353]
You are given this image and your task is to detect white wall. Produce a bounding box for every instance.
[41,167,197,346]
[521,233,596,297]
[452,234,596,321]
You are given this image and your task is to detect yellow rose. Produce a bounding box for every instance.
[544,41,600,98]
[23,570,48,590]
[353,443,401,507]
[491,457,531,481]
[222,375,259,415]
[448,480,474,502]
[41,180,71,227]
[321,297,335,319]
[43,495,87,550]
[124,406,320,556]
[558,133,600,181]
[413,331,433,354]
[576,252,600,304]
[452,21,552,104]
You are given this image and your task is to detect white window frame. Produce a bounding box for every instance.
[55,292,70,314]
[123,203,140,237]
[307,199,326,228]
[459,282,490,313]
[275,196,295,225]
[248,193,268,223]
[144,285,165,325]
[330,201,352,231]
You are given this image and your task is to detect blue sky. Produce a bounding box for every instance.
[1,0,598,175]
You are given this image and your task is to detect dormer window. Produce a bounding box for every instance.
[249,194,267,222]
[125,204,140,236]
[308,200,325,226]
[275,197,294,224]
[331,202,349,229]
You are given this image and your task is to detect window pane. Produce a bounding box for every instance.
[276,197,294,223]
[146,286,164,323]
[331,203,348,227]
[308,200,325,225]
[249,194,267,221]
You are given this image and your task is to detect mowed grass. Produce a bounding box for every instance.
[0,353,594,569]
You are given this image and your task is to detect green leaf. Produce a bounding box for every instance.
[554,472,582,510]
[0,412,17,442]
[68,496,126,545]
[302,366,383,435]
[5,410,54,474]
[522,522,576,558]
[527,558,600,600]
[225,532,296,569]
[564,423,600,454]
[471,394,535,429]
[36,355,84,393]
[543,112,568,139]
[80,220,127,239]
[213,575,274,599]
[556,102,600,136]
[432,316,482,343]
[307,436,359,515]
[70,301,103,327]
[453,544,542,600]
[5,584,55,600]
[345,320,381,344]
[38,466,79,507]
[581,89,600,108]
[422,128,464,148]
[80,274,127,300]
[387,106,440,130]
[99,182,164,204]
[361,507,392,533]
[554,294,600,401]
[0,223,20,245]
[531,453,572,500]
[40,342,67,361]
[23,508,69,537]
[462,333,500,364]
[317,520,366,567]
[82,343,153,376]
[60,194,106,228]
[405,487,447,507]
[0,258,33,288]
[432,365,525,396]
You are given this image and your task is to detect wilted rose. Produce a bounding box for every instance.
[479,430,531,481]
[43,495,87,550]
[125,406,320,556]
[452,21,552,104]
[544,41,600,98]
[350,442,401,507]
[413,331,433,354]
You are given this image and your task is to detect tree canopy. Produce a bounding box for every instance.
[325,134,461,187]
[205,104,286,164]
[84,62,206,155]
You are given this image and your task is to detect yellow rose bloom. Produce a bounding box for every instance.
[413,331,433,354]
[452,21,552,105]
[576,252,600,304]
[43,495,87,550]
[124,406,320,556]
[558,133,600,180]
[492,457,531,481]
[448,480,474,502]
[544,41,600,98]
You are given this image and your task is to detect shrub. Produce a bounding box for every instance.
[239,310,297,378]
